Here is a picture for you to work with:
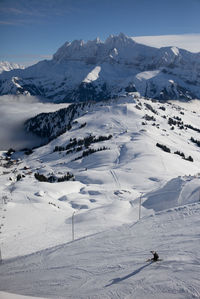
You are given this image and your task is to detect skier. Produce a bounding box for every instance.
[150,250,159,261]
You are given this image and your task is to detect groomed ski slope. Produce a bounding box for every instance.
[0,202,200,299]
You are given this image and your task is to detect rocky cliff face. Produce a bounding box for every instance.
[0,33,200,102]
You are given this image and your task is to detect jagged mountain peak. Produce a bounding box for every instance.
[53,36,103,63]
[52,33,199,66]
[53,33,142,64]
[105,32,131,44]
[1,33,200,102]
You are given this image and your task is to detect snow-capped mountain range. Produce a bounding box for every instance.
[0,61,24,74]
[0,33,200,102]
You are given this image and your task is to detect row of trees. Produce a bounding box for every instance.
[34,172,75,183]
[54,134,112,153]
[156,143,193,162]
[190,137,200,147]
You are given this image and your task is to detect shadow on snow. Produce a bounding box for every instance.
[105,261,153,287]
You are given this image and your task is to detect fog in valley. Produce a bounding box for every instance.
[0,95,69,151]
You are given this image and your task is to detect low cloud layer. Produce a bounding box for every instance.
[133,34,200,53]
[0,95,69,151]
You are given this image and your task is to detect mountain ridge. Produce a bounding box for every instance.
[0,33,200,102]
[0,61,25,74]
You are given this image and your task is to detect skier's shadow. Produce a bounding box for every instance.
[105,261,153,287]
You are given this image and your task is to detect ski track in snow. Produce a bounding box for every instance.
[110,169,121,189]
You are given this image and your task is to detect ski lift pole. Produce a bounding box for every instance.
[139,193,143,220]
[72,211,75,241]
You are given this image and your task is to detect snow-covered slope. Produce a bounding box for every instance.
[1,95,200,254]
[1,95,200,298]
[0,203,200,298]
[0,61,24,74]
[0,33,200,101]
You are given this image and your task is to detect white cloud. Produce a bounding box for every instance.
[133,34,200,53]
[0,95,68,150]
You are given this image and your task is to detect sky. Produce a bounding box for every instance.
[0,0,200,65]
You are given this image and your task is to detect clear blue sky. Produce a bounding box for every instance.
[1,0,200,65]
